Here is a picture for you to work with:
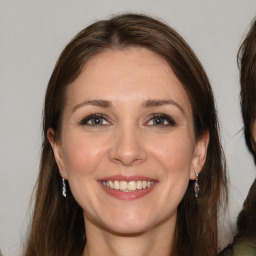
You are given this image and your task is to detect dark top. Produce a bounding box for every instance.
[219,241,256,256]
[219,179,256,256]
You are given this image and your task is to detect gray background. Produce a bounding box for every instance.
[1,1,256,255]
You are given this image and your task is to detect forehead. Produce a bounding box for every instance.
[66,47,192,113]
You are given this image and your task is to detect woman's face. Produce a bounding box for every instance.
[50,48,208,235]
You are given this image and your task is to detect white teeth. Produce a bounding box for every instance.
[103,180,155,191]
[120,181,128,190]
[136,180,142,189]
[128,181,137,191]
[109,180,114,189]
[113,180,120,190]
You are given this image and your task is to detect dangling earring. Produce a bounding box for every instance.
[194,170,199,198]
[62,178,67,198]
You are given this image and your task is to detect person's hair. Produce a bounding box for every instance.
[23,13,227,256]
[235,18,256,244]
[239,18,256,163]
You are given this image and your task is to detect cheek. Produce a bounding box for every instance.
[161,139,193,193]
[61,132,109,211]
[144,133,195,217]
[149,132,195,175]
[148,132,194,201]
[62,132,109,178]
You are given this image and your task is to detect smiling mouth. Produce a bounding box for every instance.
[101,180,155,192]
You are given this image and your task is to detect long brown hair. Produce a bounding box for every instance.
[235,17,256,243]
[24,13,227,256]
[239,18,256,162]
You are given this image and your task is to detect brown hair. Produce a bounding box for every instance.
[239,18,256,162]
[235,18,256,243]
[24,13,227,256]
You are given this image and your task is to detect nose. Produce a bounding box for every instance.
[109,125,147,166]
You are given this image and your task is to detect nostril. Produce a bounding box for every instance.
[110,147,147,166]
[111,156,142,166]
[109,130,147,165]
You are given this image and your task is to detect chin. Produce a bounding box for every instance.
[105,221,150,236]
[99,210,157,235]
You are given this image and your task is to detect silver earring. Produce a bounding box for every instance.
[62,178,67,198]
[194,170,199,198]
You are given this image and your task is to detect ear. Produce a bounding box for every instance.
[190,130,209,180]
[47,128,68,179]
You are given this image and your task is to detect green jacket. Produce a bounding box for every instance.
[219,241,256,256]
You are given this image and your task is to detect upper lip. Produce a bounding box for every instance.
[98,175,157,182]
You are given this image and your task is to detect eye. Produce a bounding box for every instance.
[146,114,176,127]
[80,114,110,126]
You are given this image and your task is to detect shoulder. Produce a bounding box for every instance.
[233,241,256,256]
[218,245,233,256]
[219,241,256,256]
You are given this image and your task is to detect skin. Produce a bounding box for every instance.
[252,119,256,144]
[48,47,209,256]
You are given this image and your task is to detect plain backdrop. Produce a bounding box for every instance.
[1,1,256,255]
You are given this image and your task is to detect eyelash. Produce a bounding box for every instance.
[146,114,176,127]
[79,113,176,127]
[79,114,109,126]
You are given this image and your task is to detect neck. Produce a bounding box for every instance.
[82,217,175,256]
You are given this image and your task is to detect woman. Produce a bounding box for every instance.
[219,19,256,256]
[23,14,227,256]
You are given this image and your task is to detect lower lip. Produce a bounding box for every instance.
[99,182,157,200]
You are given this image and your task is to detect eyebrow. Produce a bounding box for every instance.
[72,100,112,113]
[72,99,185,115]
[143,99,185,115]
